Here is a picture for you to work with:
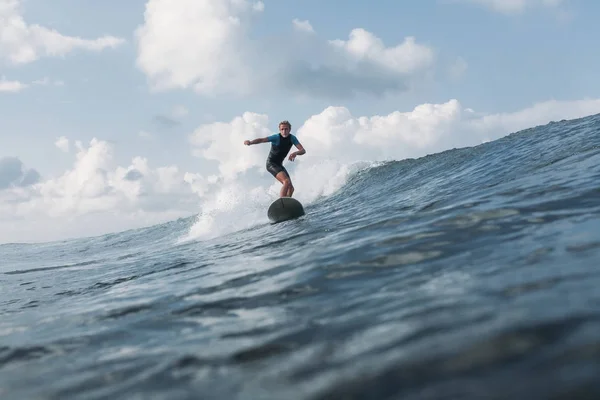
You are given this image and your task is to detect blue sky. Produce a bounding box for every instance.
[1,0,599,243]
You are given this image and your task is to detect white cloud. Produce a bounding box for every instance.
[274,29,436,99]
[0,75,64,92]
[465,98,600,136]
[0,76,27,92]
[458,0,566,13]
[31,138,200,217]
[289,100,464,164]
[134,0,439,99]
[296,97,600,162]
[0,139,204,234]
[55,136,69,152]
[329,30,434,75]
[292,18,314,33]
[0,0,124,65]
[189,112,273,180]
[0,137,224,243]
[135,0,261,94]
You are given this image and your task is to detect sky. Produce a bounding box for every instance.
[1,0,599,243]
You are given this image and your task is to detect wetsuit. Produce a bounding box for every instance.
[265,133,300,178]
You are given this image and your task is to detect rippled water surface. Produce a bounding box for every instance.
[2,114,600,399]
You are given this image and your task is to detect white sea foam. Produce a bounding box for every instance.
[179,159,381,243]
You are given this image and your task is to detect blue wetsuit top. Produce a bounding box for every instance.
[266,134,300,165]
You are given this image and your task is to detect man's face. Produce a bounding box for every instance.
[279,124,291,137]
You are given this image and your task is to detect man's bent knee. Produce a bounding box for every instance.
[279,174,291,186]
[274,171,288,183]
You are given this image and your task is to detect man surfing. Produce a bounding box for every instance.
[244,120,306,198]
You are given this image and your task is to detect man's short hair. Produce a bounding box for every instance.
[279,120,291,128]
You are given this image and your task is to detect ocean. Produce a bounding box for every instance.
[2,113,600,399]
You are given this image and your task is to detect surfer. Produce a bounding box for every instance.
[244,120,306,197]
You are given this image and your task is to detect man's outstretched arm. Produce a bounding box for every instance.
[244,137,269,145]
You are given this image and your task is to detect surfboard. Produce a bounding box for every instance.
[267,197,305,223]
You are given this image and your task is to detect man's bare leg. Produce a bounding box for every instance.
[285,184,294,197]
[275,171,294,197]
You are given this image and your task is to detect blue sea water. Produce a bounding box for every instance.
[2,113,600,399]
